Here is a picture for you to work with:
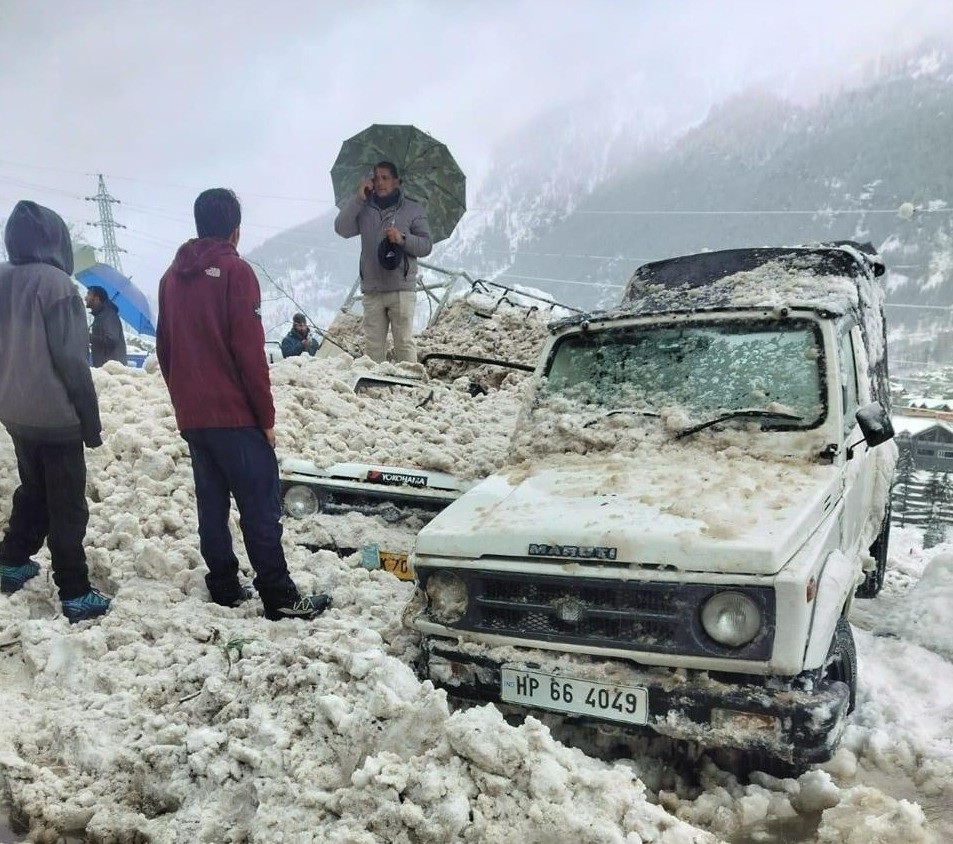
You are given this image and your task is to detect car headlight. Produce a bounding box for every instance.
[701,591,762,647]
[425,571,468,624]
[283,484,319,518]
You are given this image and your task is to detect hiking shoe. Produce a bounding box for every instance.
[212,584,256,608]
[263,592,332,621]
[1,561,41,594]
[61,588,111,624]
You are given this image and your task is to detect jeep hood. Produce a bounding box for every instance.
[415,449,840,576]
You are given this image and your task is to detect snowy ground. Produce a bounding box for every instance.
[0,299,951,843]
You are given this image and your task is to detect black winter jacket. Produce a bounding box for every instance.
[90,299,127,366]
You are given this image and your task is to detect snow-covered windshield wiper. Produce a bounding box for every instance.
[674,409,804,440]
[582,408,660,428]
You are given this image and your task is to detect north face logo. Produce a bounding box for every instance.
[205,267,221,277]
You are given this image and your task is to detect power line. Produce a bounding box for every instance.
[109,173,335,205]
[245,259,354,355]
[494,272,624,288]
[1,162,950,291]
[888,304,953,313]
[570,207,953,217]
[2,162,949,220]
[0,159,335,205]
[0,173,83,201]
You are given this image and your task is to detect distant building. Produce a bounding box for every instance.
[893,413,953,472]
[898,398,953,416]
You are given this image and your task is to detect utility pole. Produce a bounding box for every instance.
[86,174,126,273]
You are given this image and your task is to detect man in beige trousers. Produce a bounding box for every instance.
[334,161,432,363]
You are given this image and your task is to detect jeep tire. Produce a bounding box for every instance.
[856,503,891,598]
[824,616,857,713]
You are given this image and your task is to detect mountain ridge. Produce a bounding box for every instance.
[247,43,953,367]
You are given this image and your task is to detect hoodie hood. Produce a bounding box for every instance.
[170,237,237,277]
[3,200,74,275]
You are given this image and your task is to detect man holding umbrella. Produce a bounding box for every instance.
[334,161,432,363]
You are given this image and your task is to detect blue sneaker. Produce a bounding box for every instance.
[61,588,111,624]
[1,561,41,594]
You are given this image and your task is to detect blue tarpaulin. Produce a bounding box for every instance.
[75,263,157,337]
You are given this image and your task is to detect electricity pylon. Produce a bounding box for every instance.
[86,174,126,273]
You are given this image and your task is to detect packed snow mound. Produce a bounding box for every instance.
[269,352,523,481]
[0,305,948,841]
[1,606,719,843]
[422,287,563,364]
[876,552,953,659]
[0,312,718,842]
[316,293,554,389]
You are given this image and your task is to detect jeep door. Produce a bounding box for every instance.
[839,323,875,555]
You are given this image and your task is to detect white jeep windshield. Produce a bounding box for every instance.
[542,318,825,428]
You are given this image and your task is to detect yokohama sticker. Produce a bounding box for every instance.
[366,470,428,488]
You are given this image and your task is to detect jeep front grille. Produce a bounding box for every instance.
[419,568,775,660]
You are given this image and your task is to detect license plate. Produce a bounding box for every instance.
[379,551,413,580]
[500,667,648,725]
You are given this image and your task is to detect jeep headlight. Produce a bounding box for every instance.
[425,571,468,624]
[283,484,318,518]
[701,591,761,647]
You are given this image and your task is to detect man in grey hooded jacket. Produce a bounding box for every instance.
[334,161,432,363]
[0,200,111,623]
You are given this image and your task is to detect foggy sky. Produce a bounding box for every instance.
[1,0,950,299]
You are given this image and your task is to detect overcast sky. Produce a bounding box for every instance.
[1,0,951,299]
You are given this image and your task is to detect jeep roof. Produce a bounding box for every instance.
[545,242,890,407]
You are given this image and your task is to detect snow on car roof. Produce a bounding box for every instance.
[551,242,890,390]
[623,242,882,309]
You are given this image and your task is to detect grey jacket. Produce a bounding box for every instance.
[0,201,102,446]
[334,191,433,293]
[90,299,127,367]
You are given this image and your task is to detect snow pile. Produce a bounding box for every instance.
[314,294,553,389]
[269,352,523,481]
[0,298,948,843]
[0,314,719,842]
[416,293,553,388]
[623,247,889,375]
[0,598,719,843]
[878,552,953,659]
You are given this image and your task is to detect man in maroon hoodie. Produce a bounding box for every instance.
[156,188,330,621]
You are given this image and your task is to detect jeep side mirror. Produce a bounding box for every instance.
[846,402,895,458]
[856,401,894,447]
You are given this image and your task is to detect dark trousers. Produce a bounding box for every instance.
[0,435,90,600]
[182,427,295,604]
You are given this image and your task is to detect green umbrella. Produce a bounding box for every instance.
[330,123,466,244]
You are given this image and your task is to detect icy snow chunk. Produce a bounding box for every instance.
[796,770,842,812]
[445,706,530,778]
[815,786,934,843]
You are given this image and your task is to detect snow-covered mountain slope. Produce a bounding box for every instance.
[248,44,953,367]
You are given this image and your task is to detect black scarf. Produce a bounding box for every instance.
[375,189,400,210]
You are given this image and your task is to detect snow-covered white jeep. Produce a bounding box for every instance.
[405,243,897,769]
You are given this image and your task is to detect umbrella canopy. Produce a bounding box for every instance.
[75,263,157,337]
[330,124,466,244]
